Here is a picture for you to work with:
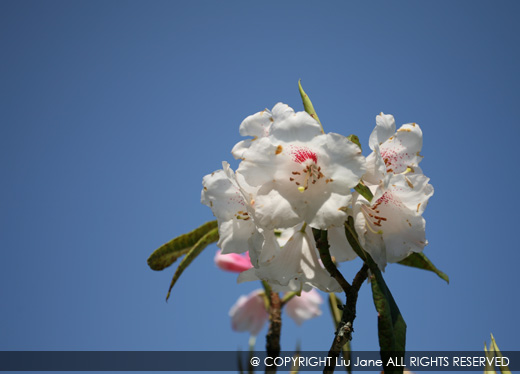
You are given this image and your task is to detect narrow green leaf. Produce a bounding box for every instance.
[397,252,449,284]
[484,343,498,374]
[491,334,511,374]
[344,217,406,374]
[237,350,245,374]
[370,269,406,374]
[289,344,301,374]
[298,80,323,129]
[354,181,374,202]
[344,217,368,262]
[328,293,342,329]
[147,220,218,271]
[165,227,219,301]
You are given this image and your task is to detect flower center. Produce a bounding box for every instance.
[291,146,318,164]
[380,144,408,174]
[287,146,324,192]
[360,194,391,235]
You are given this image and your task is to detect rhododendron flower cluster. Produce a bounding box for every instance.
[202,104,433,292]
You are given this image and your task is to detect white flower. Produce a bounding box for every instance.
[238,224,342,293]
[353,173,434,270]
[236,105,366,230]
[201,162,257,254]
[231,103,322,160]
[364,113,424,185]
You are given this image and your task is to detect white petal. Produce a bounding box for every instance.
[218,219,257,254]
[379,122,423,174]
[237,137,283,187]
[312,133,366,187]
[328,225,358,262]
[363,146,386,185]
[254,226,342,293]
[201,163,257,254]
[252,182,303,229]
[271,102,294,122]
[239,108,273,138]
[363,230,387,271]
[269,109,322,142]
[369,113,396,150]
[231,139,252,160]
[201,166,246,221]
[237,268,260,283]
[386,173,434,215]
[304,183,351,229]
[371,190,428,263]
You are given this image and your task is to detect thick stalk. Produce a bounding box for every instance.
[314,228,369,374]
[265,291,282,374]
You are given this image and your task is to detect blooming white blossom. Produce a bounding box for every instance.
[201,104,434,288]
[364,113,424,185]
[341,113,434,270]
[238,224,342,293]
[236,104,366,230]
[201,162,257,254]
[353,169,433,270]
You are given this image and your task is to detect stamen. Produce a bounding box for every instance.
[360,204,384,235]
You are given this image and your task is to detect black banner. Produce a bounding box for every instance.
[0,351,518,371]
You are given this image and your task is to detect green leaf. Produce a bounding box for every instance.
[328,293,342,329]
[354,181,374,202]
[484,343,498,374]
[344,217,406,374]
[298,80,323,129]
[370,267,406,374]
[165,227,219,301]
[397,252,449,284]
[347,134,362,150]
[491,334,511,374]
[289,344,302,374]
[147,220,218,271]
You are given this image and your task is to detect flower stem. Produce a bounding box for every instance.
[314,229,352,294]
[314,228,369,374]
[265,291,282,374]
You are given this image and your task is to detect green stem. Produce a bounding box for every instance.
[281,291,299,306]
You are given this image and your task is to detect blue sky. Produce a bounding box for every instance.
[1,0,519,370]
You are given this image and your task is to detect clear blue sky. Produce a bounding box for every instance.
[1,0,519,367]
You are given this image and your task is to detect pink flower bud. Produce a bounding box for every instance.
[285,289,323,325]
[214,250,252,273]
[229,289,268,336]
